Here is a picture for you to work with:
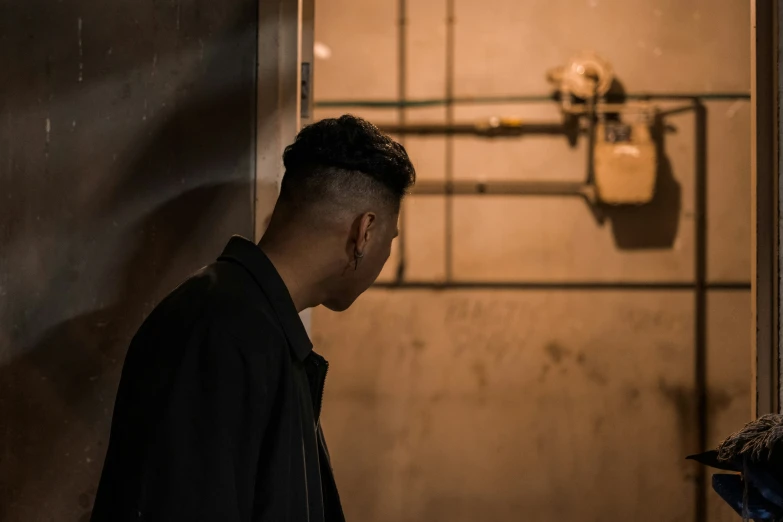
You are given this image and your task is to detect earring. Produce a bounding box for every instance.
[354,250,364,271]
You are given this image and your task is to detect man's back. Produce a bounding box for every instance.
[91,237,342,522]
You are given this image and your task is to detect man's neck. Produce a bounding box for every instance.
[258,237,325,313]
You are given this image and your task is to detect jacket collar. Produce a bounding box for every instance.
[218,235,313,361]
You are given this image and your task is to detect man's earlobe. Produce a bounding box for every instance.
[353,249,364,271]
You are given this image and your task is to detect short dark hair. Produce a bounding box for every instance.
[280,115,415,212]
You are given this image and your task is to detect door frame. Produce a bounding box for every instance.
[751,0,780,416]
[255,0,315,331]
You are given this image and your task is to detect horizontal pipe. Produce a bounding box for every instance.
[372,281,751,291]
[315,92,751,110]
[411,179,592,197]
[378,122,566,136]
[319,95,556,108]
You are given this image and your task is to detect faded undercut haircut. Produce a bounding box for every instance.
[279,115,415,215]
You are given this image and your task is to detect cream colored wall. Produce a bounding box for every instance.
[312,1,751,521]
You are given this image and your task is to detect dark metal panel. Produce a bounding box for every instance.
[0,1,257,520]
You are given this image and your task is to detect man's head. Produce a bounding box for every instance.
[262,115,415,312]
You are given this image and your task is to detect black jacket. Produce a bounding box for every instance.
[91,236,345,522]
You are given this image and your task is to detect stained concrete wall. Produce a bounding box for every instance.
[312,1,751,521]
[0,1,257,520]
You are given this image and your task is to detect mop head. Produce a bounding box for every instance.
[720,414,783,463]
[688,414,783,521]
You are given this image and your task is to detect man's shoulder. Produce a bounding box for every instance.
[147,260,287,347]
[171,258,259,302]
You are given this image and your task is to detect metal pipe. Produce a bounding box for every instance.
[411,179,594,198]
[315,92,750,109]
[693,99,709,522]
[395,0,407,283]
[585,94,597,185]
[444,0,455,282]
[379,121,567,136]
[372,280,751,291]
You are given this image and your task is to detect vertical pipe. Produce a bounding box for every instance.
[395,0,407,283]
[694,99,708,522]
[444,0,455,281]
[585,95,597,185]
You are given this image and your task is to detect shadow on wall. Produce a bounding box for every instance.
[0,183,250,522]
[573,78,683,250]
[0,0,273,519]
[604,113,682,250]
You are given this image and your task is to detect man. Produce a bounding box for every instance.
[91,115,416,522]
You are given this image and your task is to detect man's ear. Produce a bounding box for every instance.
[354,212,376,254]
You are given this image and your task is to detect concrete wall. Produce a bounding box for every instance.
[0,1,257,520]
[312,1,751,521]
